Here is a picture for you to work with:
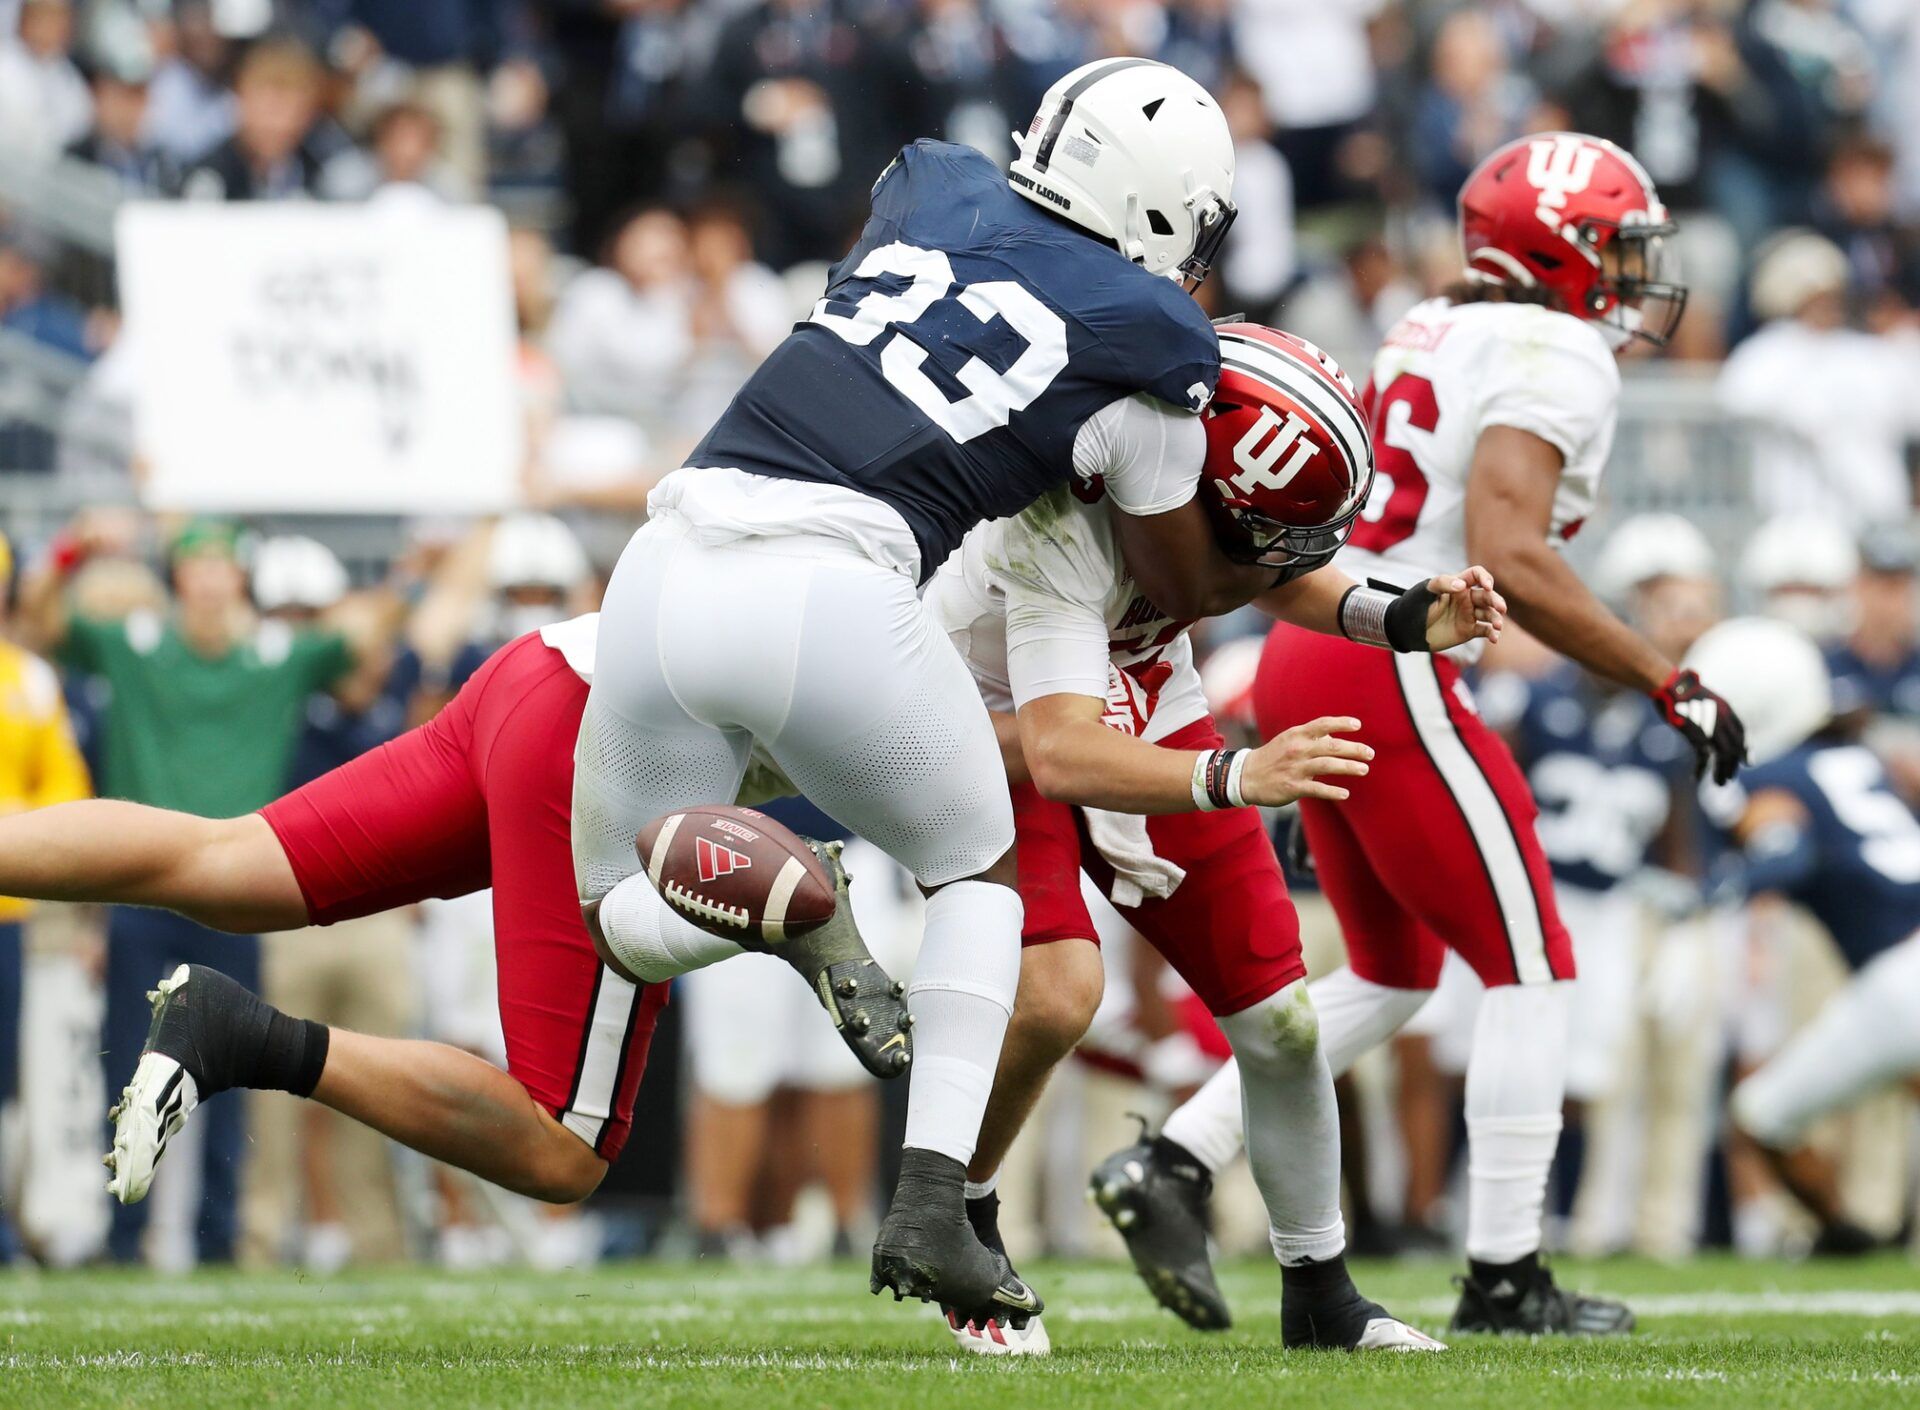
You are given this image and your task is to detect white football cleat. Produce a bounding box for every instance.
[105,1050,198,1205]
[1355,1316,1448,1352]
[105,964,204,1205]
[944,1307,1052,1356]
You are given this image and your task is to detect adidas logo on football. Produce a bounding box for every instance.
[696,835,752,884]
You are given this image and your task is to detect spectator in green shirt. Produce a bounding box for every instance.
[26,514,390,1267]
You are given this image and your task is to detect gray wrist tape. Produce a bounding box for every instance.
[1338,585,1396,648]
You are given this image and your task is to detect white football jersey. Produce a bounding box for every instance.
[927,484,1208,745]
[539,612,598,681]
[1343,298,1620,652]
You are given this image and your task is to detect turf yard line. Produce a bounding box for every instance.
[1393,1290,1920,1319]
[6,1256,1920,1410]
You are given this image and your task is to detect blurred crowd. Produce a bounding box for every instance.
[0,0,1918,1273]
[1,0,1919,496]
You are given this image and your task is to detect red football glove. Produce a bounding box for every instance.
[1653,669,1747,784]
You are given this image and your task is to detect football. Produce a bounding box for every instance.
[636,804,836,944]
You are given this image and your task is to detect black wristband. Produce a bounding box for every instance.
[1205,748,1239,809]
[1382,580,1437,653]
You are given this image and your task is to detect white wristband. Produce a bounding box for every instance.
[1225,748,1250,809]
[1190,751,1218,812]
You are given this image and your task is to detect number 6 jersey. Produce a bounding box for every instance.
[663,140,1221,583]
[1342,296,1621,647]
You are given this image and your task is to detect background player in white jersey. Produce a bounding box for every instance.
[570,60,1278,1321]
[928,324,1500,1354]
[1098,134,1749,1337]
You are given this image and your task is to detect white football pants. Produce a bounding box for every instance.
[1731,929,1920,1149]
[573,516,1014,900]
[573,516,1021,1167]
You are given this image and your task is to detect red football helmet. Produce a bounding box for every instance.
[1202,323,1373,582]
[1458,131,1687,347]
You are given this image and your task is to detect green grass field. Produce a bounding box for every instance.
[4,1255,1919,1408]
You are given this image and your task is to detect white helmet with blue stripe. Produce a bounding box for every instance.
[1009,58,1236,289]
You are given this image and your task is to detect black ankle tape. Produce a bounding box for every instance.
[898,1147,967,1185]
[1469,1250,1539,1298]
[964,1190,1006,1256]
[1281,1253,1357,1300]
[257,1011,331,1097]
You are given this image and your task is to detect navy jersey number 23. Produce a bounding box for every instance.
[689,140,1220,579]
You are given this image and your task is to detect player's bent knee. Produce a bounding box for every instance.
[1728,1076,1797,1153]
[1007,993,1095,1063]
[918,843,1019,900]
[1222,981,1322,1076]
[524,1128,610,1204]
[1009,939,1102,1059]
[971,842,1019,894]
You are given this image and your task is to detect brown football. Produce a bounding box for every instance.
[635,804,836,944]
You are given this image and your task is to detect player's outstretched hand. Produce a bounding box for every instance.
[1653,669,1748,784]
[1423,566,1506,652]
[1242,717,1372,806]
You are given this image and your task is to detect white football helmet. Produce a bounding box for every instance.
[1594,513,1716,601]
[488,513,589,594]
[1739,514,1858,641]
[1683,616,1832,765]
[1740,514,1858,595]
[251,535,348,614]
[1009,58,1235,287]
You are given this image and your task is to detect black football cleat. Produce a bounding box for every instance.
[1449,1261,1635,1336]
[766,840,913,1081]
[942,1192,1051,1356]
[1089,1119,1231,1331]
[1809,1220,1881,1258]
[1284,1296,1446,1352]
[1280,1256,1446,1352]
[871,1151,1043,1323]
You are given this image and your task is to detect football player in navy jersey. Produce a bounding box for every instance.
[1697,618,1920,1254]
[1824,527,1920,728]
[573,58,1271,1320]
[1483,637,1693,1083]
[1493,652,1690,899]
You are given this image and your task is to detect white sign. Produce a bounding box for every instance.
[117,201,524,514]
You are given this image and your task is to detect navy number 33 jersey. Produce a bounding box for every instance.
[689,141,1220,578]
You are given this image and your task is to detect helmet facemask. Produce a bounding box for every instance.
[1204,471,1370,583]
[1580,217,1688,348]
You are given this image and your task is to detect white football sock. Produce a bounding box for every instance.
[1218,981,1346,1266]
[1311,965,1434,1078]
[1159,1059,1245,1173]
[1465,981,1571,1264]
[1158,965,1434,1175]
[596,871,745,981]
[962,1172,999,1201]
[901,880,1022,1166]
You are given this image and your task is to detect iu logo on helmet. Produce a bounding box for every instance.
[696,835,753,885]
[1231,405,1319,494]
[1527,134,1600,234]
